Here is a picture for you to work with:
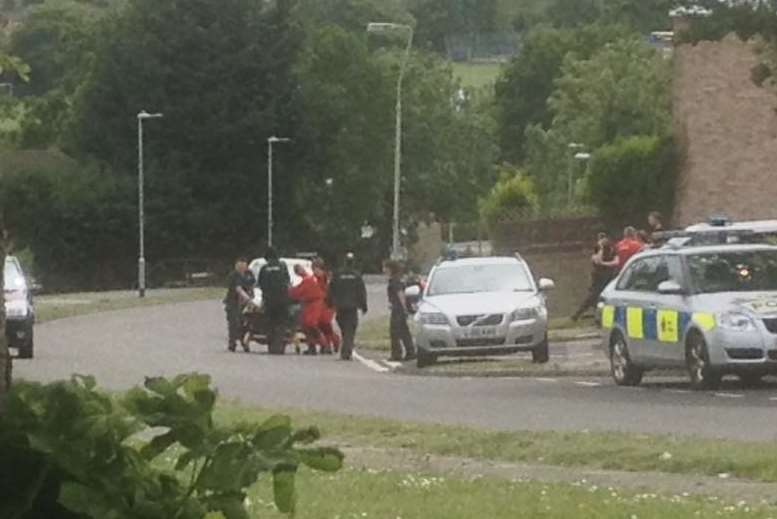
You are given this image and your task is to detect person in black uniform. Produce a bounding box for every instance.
[572,233,618,322]
[224,257,253,352]
[328,252,368,361]
[258,247,291,355]
[384,260,416,362]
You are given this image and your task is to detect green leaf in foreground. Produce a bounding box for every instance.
[3,374,343,518]
[298,447,345,472]
[273,465,298,514]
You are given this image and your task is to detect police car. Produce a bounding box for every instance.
[599,232,777,389]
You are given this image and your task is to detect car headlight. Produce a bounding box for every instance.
[717,312,756,332]
[511,306,542,321]
[5,301,29,319]
[419,312,449,326]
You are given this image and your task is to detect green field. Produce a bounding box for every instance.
[451,62,503,90]
[248,467,776,519]
[217,404,777,484]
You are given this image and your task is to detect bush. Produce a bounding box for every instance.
[586,134,677,227]
[0,373,343,519]
[0,157,136,291]
[479,170,539,228]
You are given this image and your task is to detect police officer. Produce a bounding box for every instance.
[258,247,291,355]
[329,252,368,361]
[384,260,416,362]
[225,256,253,352]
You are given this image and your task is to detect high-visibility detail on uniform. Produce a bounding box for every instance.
[692,312,716,331]
[602,305,615,329]
[627,307,644,339]
[657,309,680,343]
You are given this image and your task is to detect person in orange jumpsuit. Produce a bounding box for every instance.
[288,264,325,355]
[313,258,341,355]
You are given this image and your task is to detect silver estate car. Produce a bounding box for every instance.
[408,256,555,368]
[599,244,777,389]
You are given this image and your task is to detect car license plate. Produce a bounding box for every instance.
[462,327,497,339]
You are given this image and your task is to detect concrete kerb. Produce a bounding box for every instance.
[395,365,612,378]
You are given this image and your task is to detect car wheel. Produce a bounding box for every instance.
[416,350,437,368]
[532,337,549,364]
[18,329,33,359]
[686,332,721,390]
[609,332,642,386]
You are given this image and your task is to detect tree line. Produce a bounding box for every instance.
[0,0,761,289]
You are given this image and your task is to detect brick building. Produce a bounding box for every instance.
[672,35,777,226]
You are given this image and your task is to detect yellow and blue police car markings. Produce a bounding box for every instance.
[643,308,658,341]
[603,305,705,343]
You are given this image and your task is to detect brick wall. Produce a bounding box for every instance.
[673,35,777,226]
[492,217,604,318]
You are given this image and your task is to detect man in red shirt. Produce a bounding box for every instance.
[615,226,644,269]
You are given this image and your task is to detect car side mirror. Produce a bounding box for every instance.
[29,279,43,296]
[657,280,684,295]
[538,278,555,291]
[405,285,421,299]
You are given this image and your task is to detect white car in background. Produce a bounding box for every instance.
[242,257,312,353]
[248,257,311,307]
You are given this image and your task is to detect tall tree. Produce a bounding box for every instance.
[408,0,499,53]
[71,0,306,259]
[7,2,97,97]
[522,36,672,214]
[494,23,631,164]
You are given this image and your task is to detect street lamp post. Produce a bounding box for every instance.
[267,136,291,248]
[567,143,589,205]
[367,22,413,261]
[137,110,163,298]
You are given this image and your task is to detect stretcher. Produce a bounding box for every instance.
[241,301,306,354]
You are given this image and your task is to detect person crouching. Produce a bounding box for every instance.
[289,264,325,355]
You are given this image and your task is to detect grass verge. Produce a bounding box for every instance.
[247,466,777,518]
[216,404,777,484]
[35,287,223,323]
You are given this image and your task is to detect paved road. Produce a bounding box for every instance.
[14,291,777,442]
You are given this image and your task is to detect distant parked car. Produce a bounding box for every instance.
[4,256,35,359]
[408,255,555,368]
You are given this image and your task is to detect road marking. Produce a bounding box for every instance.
[353,352,390,373]
[534,377,558,383]
[574,381,602,387]
[667,389,691,394]
[714,392,744,399]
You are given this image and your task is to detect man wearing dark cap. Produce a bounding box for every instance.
[258,247,291,354]
[329,252,368,361]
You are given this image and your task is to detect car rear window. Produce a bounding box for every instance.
[4,259,25,290]
[428,263,532,296]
